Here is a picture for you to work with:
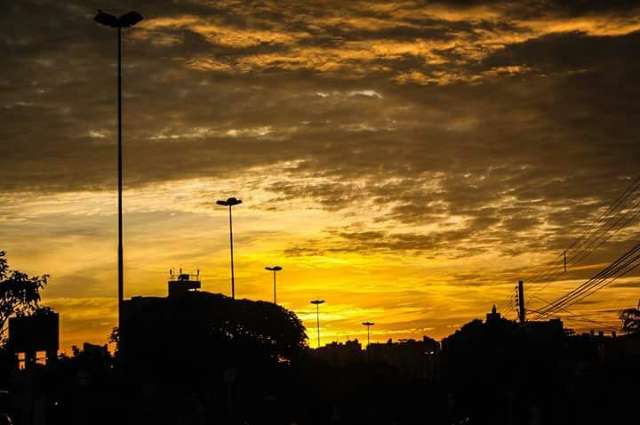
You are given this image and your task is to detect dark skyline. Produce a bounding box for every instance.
[1,0,640,351]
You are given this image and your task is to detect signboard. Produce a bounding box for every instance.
[9,311,59,353]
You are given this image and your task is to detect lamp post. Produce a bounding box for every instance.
[217,197,242,299]
[310,299,325,348]
[265,266,282,304]
[94,9,144,335]
[362,321,375,362]
[362,321,375,348]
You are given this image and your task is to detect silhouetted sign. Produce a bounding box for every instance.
[9,311,59,353]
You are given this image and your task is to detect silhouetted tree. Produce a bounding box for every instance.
[0,250,48,344]
[120,292,307,369]
[620,304,640,334]
[118,292,307,424]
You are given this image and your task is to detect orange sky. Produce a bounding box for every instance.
[2,0,640,352]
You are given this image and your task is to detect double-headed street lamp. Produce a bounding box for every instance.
[217,197,242,299]
[362,321,375,347]
[310,299,325,348]
[265,266,282,304]
[94,9,144,334]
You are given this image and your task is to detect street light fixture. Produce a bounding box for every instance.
[217,197,242,299]
[265,266,282,304]
[94,9,144,335]
[95,10,143,28]
[310,299,325,348]
[362,321,375,348]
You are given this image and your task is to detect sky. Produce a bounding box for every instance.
[1,0,640,352]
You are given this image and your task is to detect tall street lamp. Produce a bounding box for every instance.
[265,266,282,304]
[362,321,375,347]
[217,197,242,299]
[94,9,144,334]
[310,299,325,348]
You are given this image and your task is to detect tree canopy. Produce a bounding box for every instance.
[120,291,308,378]
[0,251,48,344]
[620,305,640,334]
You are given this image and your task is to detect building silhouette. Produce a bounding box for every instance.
[313,336,440,380]
[8,307,59,370]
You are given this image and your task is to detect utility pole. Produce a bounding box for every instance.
[517,280,526,324]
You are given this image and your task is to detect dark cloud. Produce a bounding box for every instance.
[483,30,640,73]
[430,0,640,17]
[2,0,640,260]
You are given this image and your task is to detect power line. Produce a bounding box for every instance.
[495,176,640,317]
[526,175,640,297]
[532,240,640,319]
